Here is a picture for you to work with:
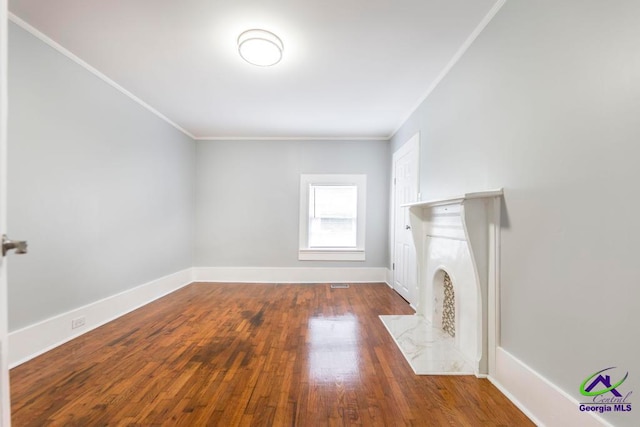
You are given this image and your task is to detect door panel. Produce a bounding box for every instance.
[0,0,11,423]
[392,135,419,304]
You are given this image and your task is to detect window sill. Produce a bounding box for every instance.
[298,249,365,261]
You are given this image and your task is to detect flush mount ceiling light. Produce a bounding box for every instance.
[237,29,284,67]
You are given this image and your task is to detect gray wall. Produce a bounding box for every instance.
[195,140,389,268]
[391,1,639,425]
[8,23,196,331]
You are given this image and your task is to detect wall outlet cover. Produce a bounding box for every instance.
[71,316,86,329]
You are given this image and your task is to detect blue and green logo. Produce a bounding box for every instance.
[580,367,628,397]
[579,367,632,414]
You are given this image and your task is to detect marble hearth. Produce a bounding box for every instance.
[380,314,474,374]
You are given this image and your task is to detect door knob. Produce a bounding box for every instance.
[2,235,28,256]
[405,225,411,230]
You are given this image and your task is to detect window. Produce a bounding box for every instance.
[299,174,366,261]
[308,185,357,247]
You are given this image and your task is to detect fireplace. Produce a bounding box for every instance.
[380,189,502,376]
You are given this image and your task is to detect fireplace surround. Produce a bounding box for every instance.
[381,189,502,376]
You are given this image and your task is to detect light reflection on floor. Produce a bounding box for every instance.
[307,314,360,382]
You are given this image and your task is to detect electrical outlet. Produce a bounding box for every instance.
[71,316,86,329]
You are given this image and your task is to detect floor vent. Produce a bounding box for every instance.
[330,284,350,289]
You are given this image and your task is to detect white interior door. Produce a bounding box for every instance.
[0,0,11,424]
[392,134,419,305]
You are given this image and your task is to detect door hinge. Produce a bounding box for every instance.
[392,263,395,270]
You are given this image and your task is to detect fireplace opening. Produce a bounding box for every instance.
[433,269,456,338]
[442,272,455,337]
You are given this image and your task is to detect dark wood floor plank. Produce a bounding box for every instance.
[11,283,533,426]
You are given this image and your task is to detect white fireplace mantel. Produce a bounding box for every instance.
[403,189,504,210]
[401,189,503,376]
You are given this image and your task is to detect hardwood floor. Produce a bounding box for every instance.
[10,283,533,426]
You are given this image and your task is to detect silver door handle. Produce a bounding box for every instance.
[2,235,28,256]
[405,225,411,230]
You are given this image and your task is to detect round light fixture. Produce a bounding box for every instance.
[237,29,283,67]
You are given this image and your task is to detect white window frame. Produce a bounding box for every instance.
[299,174,366,261]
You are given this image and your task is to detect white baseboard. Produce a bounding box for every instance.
[490,347,613,427]
[8,268,194,368]
[193,267,387,283]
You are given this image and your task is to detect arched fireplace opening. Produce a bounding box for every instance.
[433,270,456,338]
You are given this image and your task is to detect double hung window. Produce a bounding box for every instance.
[299,174,366,261]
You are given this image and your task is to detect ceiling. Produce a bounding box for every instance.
[8,0,499,140]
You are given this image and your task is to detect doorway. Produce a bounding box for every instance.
[391,133,419,305]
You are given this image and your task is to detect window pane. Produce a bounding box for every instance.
[308,185,357,247]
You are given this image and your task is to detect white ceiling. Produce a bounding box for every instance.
[9,0,499,140]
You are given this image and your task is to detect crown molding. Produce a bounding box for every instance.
[9,1,506,145]
[8,13,196,140]
[194,135,389,141]
[388,0,508,140]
